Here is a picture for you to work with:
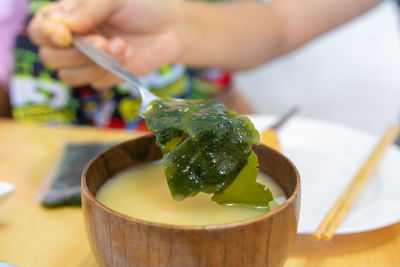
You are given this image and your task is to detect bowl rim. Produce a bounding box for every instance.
[81,134,301,231]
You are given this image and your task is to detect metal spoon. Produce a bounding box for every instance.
[72,36,160,117]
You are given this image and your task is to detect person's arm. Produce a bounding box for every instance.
[177,0,380,70]
[28,0,380,88]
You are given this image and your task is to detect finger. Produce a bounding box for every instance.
[108,37,129,58]
[85,34,109,49]
[39,46,91,68]
[38,34,109,69]
[28,4,72,47]
[46,0,120,34]
[28,0,119,47]
[58,65,108,87]
[57,35,129,87]
[91,73,124,90]
[91,37,127,89]
[39,35,107,69]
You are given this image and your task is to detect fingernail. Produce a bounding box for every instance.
[92,39,105,49]
[43,25,64,46]
[50,35,68,46]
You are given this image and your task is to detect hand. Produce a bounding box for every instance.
[28,0,183,89]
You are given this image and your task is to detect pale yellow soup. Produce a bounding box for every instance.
[96,162,287,226]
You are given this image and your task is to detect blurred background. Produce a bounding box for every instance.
[236,0,400,135]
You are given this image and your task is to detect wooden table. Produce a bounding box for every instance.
[0,119,399,267]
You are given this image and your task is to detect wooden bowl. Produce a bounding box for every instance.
[82,134,300,267]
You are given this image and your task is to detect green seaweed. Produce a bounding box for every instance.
[144,98,271,207]
[212,151,273,208]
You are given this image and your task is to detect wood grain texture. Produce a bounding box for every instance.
[0,119,399,267]
[82,135,300,267]
[0,119,141,267]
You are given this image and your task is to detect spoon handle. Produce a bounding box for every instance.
[72,37,158,114]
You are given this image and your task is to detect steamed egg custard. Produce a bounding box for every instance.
[96,162,287,225]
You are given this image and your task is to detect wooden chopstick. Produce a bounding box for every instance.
[313,125,400,241]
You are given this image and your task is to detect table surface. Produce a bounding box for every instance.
[0,119,399,267]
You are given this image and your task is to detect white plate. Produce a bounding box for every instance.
[248,115,400,234]
[0,181,15,205]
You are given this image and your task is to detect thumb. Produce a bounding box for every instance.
[46,0,120,34]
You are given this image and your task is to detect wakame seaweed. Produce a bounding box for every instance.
[144,99,272,207]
